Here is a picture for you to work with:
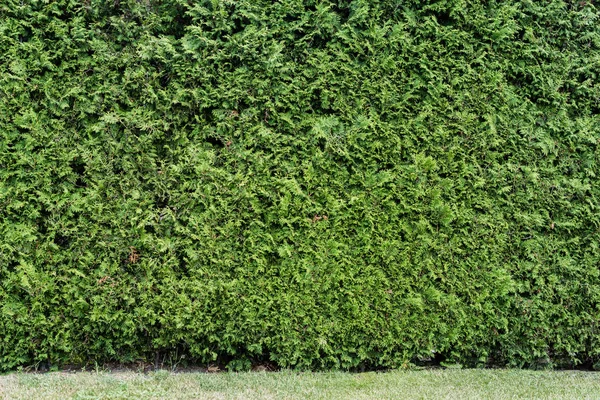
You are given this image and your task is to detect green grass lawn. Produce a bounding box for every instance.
[1,369,599,400]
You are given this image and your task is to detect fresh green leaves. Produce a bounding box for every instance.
[1,0,599,371]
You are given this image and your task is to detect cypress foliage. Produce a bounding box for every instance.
[1,0,599,370]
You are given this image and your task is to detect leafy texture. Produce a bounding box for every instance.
[1,0,599,371]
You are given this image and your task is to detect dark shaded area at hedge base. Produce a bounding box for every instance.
[1,0,599,371]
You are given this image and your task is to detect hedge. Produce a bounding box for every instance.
[1,0,599,371]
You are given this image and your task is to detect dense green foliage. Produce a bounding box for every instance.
[1,0,599,371]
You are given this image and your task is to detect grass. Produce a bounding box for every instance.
[1,369,599,399]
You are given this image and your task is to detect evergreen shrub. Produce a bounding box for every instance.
[1,0,599,370]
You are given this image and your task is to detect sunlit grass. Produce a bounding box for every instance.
[1,369,599,399]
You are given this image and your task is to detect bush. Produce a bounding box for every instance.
[1,0,599,371]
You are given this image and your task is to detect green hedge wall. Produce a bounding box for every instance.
[1,0,600,371]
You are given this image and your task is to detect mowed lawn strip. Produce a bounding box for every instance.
[1,369,599,400]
